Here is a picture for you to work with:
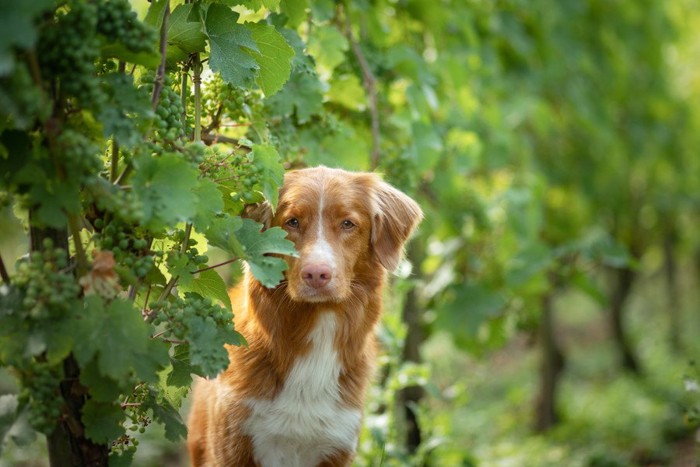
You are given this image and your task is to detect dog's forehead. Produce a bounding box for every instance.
[281,167,374,207]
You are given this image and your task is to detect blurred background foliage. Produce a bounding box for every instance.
[3,0,700,465]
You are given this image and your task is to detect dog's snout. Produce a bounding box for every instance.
[301,263,333,289]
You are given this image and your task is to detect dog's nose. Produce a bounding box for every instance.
[301,263,332,289]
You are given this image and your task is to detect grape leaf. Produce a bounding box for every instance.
[98,73,154,148]
[187,314,238,378]
[307,25,348,74]
[157,364,189,409]
[108,450,135,467]
[144,0,168,29]
[80,360,122,403]
[245,23,294,96]
[204,4,259,88]
[179,269,232,311]
[100,43,160,69]
[192,177,224,230]
[82,400,125,444]
[143,388,187,442]
[166,347,194,389]
[73,297,168,383]
[167,4,207,63]
[204,216,244,253]
[280,0,309,28]
[250,144,284,209]
[132,153,200,231]
[30,179,82,228]
[265,68,324,123]
[233,219,297,287]
[205,217,296,287]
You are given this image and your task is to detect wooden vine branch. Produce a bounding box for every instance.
[339,4,381,170]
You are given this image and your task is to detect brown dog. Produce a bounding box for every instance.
[187,167,422,466]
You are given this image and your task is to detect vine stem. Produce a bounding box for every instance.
[0,254,10,284]
[180,64,189,128]
[340,3,381,170]
[67,215,88,278]
[195,257,239,274]
[110,139,119,184]
[193,53,203,143]
[110,62,126,183]
[151,1,171,109]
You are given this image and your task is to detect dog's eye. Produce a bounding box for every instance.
[285,218,300,229]
[341,220,356,230]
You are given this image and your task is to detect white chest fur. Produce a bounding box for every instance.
[243,312,362,467]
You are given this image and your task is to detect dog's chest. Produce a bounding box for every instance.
[244,312,362,467]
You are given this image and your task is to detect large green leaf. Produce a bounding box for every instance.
[250,144,284,209]
[132,153,200,231]
[280,0,309,28]
[307,25,348,74]
[265,68,324,123]
[73,297,168,382]
[204,4,259,88]
[179,269,232,311]
[206,217,297,287]
[82,400,125,444]
[246,23,294,96]
[167,3,207,63]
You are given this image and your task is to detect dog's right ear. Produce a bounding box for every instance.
[242,201,273,229]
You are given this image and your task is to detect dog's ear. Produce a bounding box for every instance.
[243,201,273,229]
[370,179,423,272]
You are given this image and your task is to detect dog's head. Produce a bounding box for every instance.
[247,167,423,303]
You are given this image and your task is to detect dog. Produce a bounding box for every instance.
[187,166,422,466]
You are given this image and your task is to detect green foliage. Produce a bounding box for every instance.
[0,0,299,460]
[1,0,698,464]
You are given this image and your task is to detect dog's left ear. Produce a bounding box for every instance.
[370,179,423,272]
[243,201,273,229]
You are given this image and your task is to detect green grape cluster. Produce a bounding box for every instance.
[227,152,265,205]
[164,236,209,278]
[111,384,150,456]
[18,363,64,435]
[14,239,80,320]
[93,220,154,278]
[183,141,208,165]
[38,2,103,107]
[150,292,230,342]
[200,74,263,125]
[155,84,187,142]
[141,75,187,143]
[55,129,103,182]
[96,0,157,53]
[88,183,145,225]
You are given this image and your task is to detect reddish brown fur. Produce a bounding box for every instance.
[188,167,422,467]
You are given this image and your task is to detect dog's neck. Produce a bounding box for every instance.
[244,271,384,366]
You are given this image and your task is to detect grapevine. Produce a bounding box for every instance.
[1,0,296,464]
